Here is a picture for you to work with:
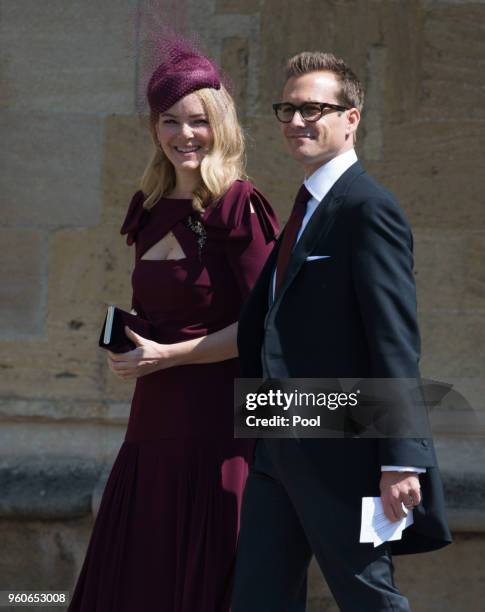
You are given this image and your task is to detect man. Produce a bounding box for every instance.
[232,52,451,612]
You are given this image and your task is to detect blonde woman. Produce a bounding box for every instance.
[69,44,278,612]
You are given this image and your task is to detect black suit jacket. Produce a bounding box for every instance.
[238,161,452,554]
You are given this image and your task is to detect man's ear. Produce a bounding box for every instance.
[345,108,360,144]
[346,108,361,137]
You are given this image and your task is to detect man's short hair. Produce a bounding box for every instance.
[286,52,364,112]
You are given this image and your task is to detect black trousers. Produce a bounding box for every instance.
[232,440,410,612]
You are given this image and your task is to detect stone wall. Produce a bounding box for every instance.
[1,0,484,610]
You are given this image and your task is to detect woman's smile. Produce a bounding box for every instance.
[173,145,203,155]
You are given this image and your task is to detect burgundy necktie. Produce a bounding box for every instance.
[275,184,311,295]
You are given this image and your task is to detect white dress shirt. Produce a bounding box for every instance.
[274,148,425,475]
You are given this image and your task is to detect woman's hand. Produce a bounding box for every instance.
[107,321,238,380]
[107,326,177,380]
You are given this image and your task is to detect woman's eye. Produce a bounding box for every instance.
[161,118,208,126]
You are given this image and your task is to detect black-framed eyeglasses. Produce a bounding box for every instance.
[272,101,350,123]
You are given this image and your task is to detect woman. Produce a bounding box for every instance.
[68,42,278,612]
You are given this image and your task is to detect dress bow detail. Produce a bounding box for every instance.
[203,180,279,243]
[120,191,149,245]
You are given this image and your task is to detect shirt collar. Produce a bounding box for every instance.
[304,148,358,203]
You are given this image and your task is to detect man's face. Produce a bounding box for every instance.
[279,71,359,176]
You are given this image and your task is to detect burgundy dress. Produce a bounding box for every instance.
[68,180,278,612]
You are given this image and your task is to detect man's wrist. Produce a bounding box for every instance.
[381,465,426,474]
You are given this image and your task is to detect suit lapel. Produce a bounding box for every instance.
[271,190,342,307]
[270,161,365,311]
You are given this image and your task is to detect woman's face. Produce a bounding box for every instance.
[155,93,213,174]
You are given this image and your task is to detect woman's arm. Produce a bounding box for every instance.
[107,323,238,380]
[161,322,238,365]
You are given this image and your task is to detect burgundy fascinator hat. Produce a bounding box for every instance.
[146,42,222,114]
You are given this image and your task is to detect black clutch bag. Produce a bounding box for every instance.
[98,305,154,353]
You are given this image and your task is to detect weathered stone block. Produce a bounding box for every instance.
[463,233,485,310]
[221,36,249,119]
[215,0,261,13]
[0,397,129,426]
[48,223,134,332]
[331,0,388,74]
[419,311,485,378]
[361,45,386,161]
[181,3,261,112]
[101,115,153,224]
[0,224,135,400]
[424,376,485,436]
[365,120,485,230]
[0,457,100,519]
[426,1,485,4]
[103,365,137,404]
[414,231,465,312]
[0,112,102,228]
[259,0,413,118]
[0,230,46,338]
[0,0,136,114]
[259,1,341,113]
[442,470,485,523]
[0,421,126,460]
[379,0,425,122]
[420,2,485,121]
[245,116,302,221]
[414,230,485,312]
[47,225,133,401]
[394,534,485,611]
[434,435,485,488]
[0,516,93,600]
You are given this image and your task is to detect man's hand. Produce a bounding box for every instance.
[379,471,421,522]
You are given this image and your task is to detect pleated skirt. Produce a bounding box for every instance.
[68,437,253,612]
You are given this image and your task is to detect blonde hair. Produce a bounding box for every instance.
[140,85,246,213]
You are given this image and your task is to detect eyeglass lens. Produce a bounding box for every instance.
[276,103,326,122]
